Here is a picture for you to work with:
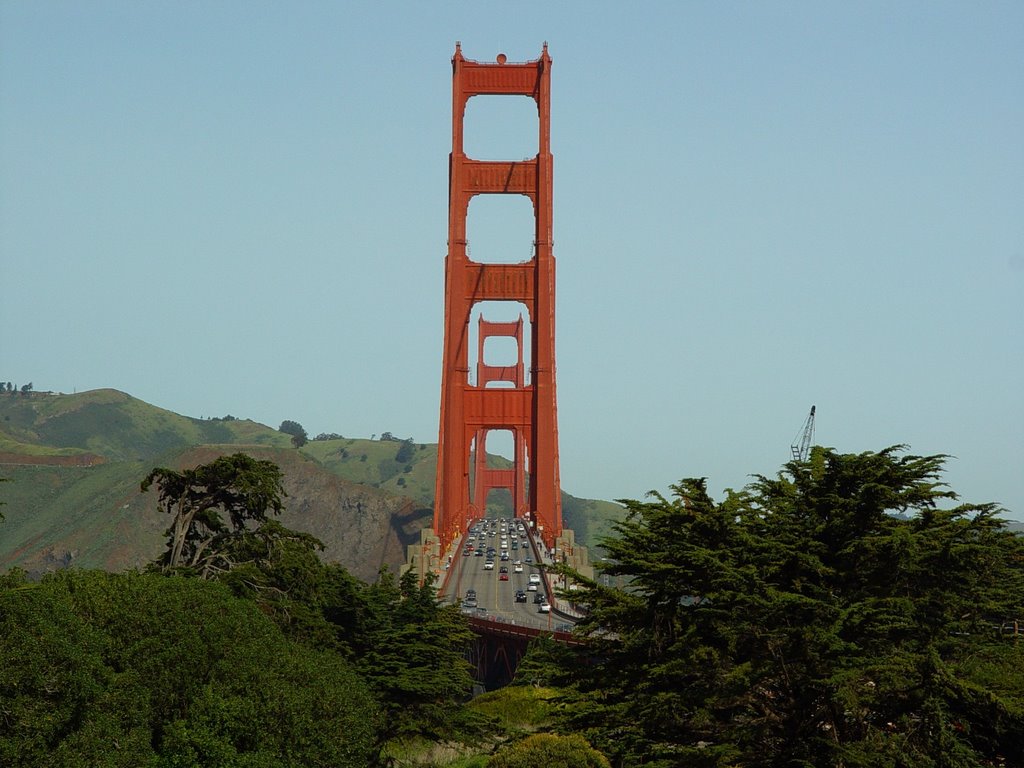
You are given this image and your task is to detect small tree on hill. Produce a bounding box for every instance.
[278,419,308,448]
[395,439,415,464]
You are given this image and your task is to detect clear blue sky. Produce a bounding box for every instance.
[2,2,1022,518]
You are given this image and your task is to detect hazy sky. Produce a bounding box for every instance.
[3,2,1022,518]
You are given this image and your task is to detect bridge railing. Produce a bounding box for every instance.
[466,614,582,645]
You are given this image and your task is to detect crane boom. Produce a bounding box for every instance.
[790,405,816,462]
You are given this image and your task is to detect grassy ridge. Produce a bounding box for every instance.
[1,389,291,461]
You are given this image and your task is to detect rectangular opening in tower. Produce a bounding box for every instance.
[469,301,532,386]
[483,428,514,466]
[466,194,536,265]
[462,95,538,161]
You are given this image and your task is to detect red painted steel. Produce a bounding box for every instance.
[434,44,562,553]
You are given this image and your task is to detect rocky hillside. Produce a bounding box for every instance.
[0,389,623,579]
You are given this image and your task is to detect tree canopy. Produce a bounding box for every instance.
[354,568,476,741]
[488,733,611,768]
[0,570,380,767]
[542,446,1024,767]
[141,453,286,578]
[278,420,308,448]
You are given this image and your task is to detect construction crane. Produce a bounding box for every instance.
[790,405,816,462]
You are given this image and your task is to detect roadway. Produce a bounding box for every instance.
[439,517,574,633]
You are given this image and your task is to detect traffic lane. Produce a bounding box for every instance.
[484,569,555,628]
[452,556,554,629]
[444,529,562,628]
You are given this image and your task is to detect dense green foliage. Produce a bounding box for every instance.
[538,447,1024,767]
[354,568,476,740]
[0,570,379,767]
[0,558,477,765]
[142,454,476,746]
[1,454,479,766]
[487,733,611,767]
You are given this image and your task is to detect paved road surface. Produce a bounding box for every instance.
[440,517,572,632]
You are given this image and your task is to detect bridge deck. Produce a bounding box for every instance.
[439,517,580,635]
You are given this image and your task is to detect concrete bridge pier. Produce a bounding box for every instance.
[402,526,443,583]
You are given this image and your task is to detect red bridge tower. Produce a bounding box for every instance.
[434,44,562,553]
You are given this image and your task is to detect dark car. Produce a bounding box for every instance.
[514,590,527,603]
[533,592,546,604]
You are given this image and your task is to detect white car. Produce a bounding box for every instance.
[539,602,551,613]
[513,563,523,573]
[483,561,494,570]
[529,573,541,584]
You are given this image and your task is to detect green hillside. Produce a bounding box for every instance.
[0,389,623,576]
[0,460,152,568]
[301,436,438,502]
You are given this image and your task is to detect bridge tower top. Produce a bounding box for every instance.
[434,44,562,553]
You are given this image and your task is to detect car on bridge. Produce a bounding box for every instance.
[528,573,541,585]
[515,590,527,603]
[539,601,551,613]
[484,561,494,570]
[513,563,523,573]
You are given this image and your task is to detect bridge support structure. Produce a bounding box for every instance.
[433,44,563,553]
